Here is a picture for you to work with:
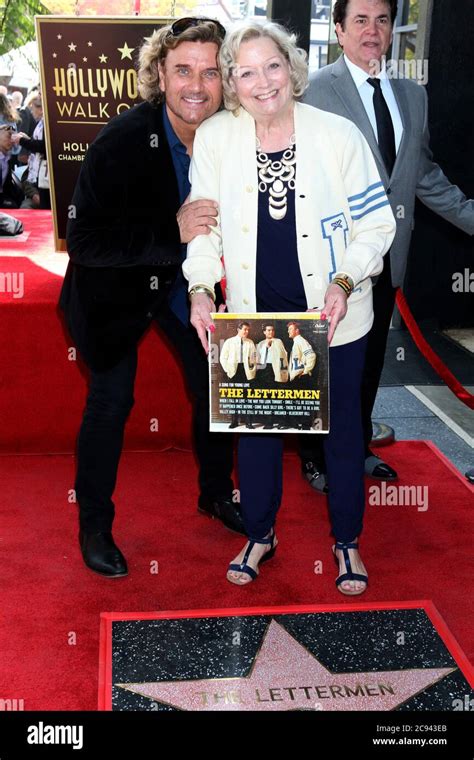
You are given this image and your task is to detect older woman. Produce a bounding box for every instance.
[184,21,396,594]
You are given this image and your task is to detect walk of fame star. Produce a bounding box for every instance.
[117,620,455,712]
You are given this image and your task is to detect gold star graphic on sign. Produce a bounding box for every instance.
[52,53,57,58]
[99,54,108,63]
[87,41,93,47]
[117,42,134,60]
[83,57,88,62]
[117,620,455,712]
[57,34,62,40]
[68,43,77,52]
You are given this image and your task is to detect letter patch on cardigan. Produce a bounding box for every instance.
[321,212,349,281]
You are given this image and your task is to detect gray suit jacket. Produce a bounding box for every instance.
[304,55,474,287]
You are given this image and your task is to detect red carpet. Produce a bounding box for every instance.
[0,211,193,454]
[0,441,472,710]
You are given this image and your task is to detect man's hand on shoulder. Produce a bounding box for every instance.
[177,194,219,243]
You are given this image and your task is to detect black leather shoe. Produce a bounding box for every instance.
[79,531,128,577]
[302,461,328,494]
[365,455,398,481]
[198,495,246,535]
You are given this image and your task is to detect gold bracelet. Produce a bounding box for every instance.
[189,285,216,302]
[333,278,351,295]
[332,274,354,296]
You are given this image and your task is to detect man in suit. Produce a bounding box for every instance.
[288,321,317,430]
[288,321,316,382]
[255,324,288,429]
[220,322,257,429]
[220,322,257,382]
[60,19,243,579]
[302,0,474,489]
[256,325,289,384]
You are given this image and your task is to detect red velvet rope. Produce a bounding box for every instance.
[396,289,474,410]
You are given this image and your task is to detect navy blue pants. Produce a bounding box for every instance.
[238,334,367,543]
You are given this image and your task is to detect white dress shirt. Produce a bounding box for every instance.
[258,342,274,365]
[344,55,404,153]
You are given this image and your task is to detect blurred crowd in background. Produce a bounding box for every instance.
[0,84,50,211]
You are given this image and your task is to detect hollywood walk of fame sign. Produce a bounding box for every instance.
[36,15,172,249]
[100,605,474,712]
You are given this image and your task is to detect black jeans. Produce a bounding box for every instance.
[76,305,234,533]
[299,257,397,469]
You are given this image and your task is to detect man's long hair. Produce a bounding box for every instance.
[138,22,224,105]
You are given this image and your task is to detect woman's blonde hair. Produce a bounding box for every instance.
[24,89,41,109]
[0,94,20,123]
[138,21,224,105]
[219,20,308,113]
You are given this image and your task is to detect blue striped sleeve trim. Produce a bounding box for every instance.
[347,181,384,203]
[349,190,387,211]
[351,199,391,221]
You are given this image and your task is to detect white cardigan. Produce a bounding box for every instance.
[256,338,288,383]
[220,335,256,380]
[183,102,396,347]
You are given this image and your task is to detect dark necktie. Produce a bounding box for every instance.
[367,77,396,175]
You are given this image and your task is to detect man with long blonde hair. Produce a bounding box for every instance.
[60,18,243,578]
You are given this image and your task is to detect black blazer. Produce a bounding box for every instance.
[59,101,182,370]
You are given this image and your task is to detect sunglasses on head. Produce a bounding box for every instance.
[168,17,226,40]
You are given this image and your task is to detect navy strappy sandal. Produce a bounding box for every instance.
[332,540,368,596]
[227,531,277,585]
